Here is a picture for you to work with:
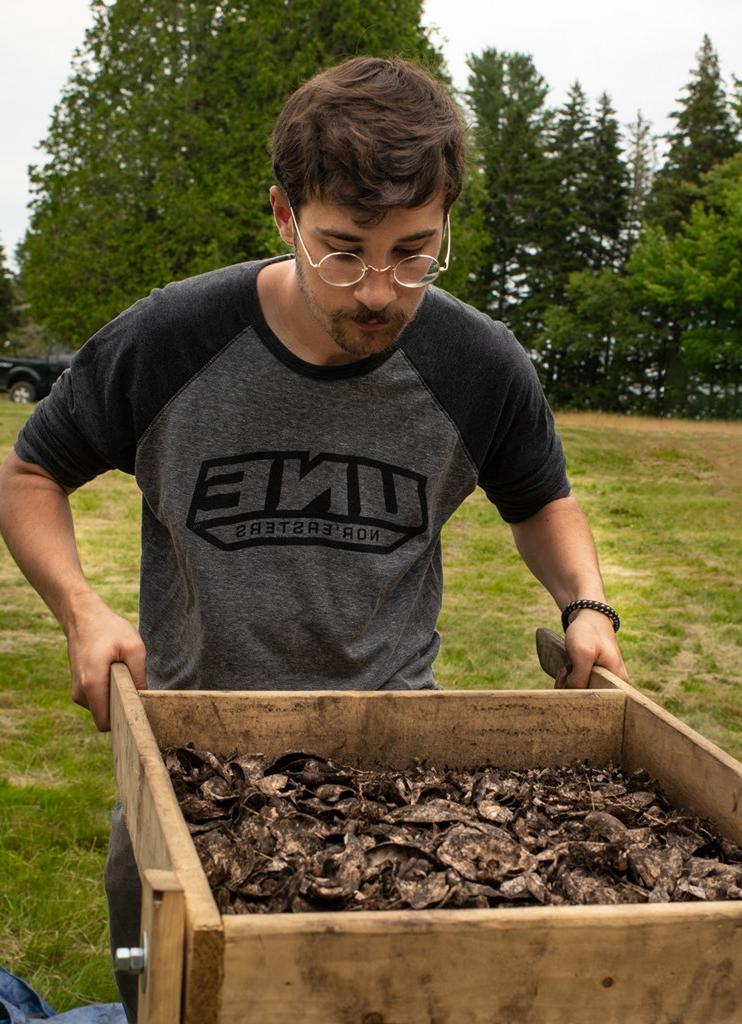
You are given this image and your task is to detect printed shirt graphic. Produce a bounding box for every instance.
[187,450,428,553]
[15,257,569,693]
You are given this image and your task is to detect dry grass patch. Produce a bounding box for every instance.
[556,410,742,436]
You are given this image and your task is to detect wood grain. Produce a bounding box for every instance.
[622,693,742,843]
[220,903,742,1024]
[139,688,626,769]
[137,870,184,1024]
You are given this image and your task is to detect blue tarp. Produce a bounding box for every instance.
[0,967,125,1024]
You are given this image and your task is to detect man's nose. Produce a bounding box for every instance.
[352,267,397,310]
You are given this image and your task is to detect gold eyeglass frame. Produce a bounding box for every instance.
[288,204,451,288]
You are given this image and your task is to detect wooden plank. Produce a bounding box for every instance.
[220,904,742,1024]
[137,870,184,1024]
[140,689,626,769]
[110,662,172,874]
[110,664,224,1024]
[622,691,742,844]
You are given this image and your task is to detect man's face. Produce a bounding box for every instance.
[276,192,447,360]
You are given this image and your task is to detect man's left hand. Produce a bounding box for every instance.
[555,609,628,689]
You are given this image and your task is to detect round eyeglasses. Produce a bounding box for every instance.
[289,205,451,288]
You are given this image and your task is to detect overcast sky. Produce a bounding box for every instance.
[1,1,740,270]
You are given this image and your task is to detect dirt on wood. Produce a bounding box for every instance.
[163,746,742,914]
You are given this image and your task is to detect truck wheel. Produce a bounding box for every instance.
[9,380,37,403]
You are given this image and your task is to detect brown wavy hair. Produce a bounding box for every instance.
[271,56,467,221]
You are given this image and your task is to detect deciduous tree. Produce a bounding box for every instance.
[628,154,742,417]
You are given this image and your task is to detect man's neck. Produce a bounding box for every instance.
[256,260,362,367]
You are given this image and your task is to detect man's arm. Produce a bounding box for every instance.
[0,450,146,730]
[510,494,627,688]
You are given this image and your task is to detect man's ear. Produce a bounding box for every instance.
[270,185,294,246]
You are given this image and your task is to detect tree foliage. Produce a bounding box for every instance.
[20,0,444,348]
[0,242,19,342]
[527,86,628,390]
[624,111,657,251]
[465,35,740,418]
[464,49,550,337]
[646,35,739,234]
[537,269,643,411]
[627,154,742,417]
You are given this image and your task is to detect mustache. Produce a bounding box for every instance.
[331,307,407,327]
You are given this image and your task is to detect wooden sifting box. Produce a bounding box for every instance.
[110,641,742,1024]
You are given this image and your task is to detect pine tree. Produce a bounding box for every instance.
[440,143,489,307]
[529,82,593,318]
[464,49,550,340]
[624,111,657,251]
[527,81,595,393]
[732,75,742,128]
[19,0,444,348]
[585,93,629,270]
[530,88,630,401]
[646,35,740,234]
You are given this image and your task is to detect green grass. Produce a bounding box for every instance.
[0,400,741,1009]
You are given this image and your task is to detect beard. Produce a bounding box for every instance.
[294,256,414,358]
[326,306,411,357]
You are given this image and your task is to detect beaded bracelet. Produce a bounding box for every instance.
[561,599,621,634]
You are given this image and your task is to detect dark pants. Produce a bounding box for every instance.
[104,803,142,1024]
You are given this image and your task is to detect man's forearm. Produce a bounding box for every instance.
[509,495,607,610]
[0,451,94,632]
[0,450,146,729]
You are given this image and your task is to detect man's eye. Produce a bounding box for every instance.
[395,248,424,257]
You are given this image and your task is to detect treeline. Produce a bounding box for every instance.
[4,2,741,417]
[454,39,741,419]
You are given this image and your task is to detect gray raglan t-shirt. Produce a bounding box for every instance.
[15,257,569,692]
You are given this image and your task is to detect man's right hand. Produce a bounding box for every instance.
[65,591,147,731]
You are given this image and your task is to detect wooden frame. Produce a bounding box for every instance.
[110,662,742,1024]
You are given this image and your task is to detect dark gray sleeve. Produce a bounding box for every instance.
[14,300,151,487]
[476,337,570,523]
[15,264,253,489]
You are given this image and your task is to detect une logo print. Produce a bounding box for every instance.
[186,450,429,553]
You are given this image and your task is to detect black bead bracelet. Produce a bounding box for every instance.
[561,599,621,634]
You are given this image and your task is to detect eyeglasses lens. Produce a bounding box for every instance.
[394,255,441,287]
[317,253,364,286]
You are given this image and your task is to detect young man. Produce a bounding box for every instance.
[0,57,625,1019]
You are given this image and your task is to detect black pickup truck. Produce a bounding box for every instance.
[0,354,73,403]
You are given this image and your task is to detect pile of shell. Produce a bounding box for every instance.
[163,746,742,913]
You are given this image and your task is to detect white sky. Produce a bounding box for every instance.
[1,0,740,270]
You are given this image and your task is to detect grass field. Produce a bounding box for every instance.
[0,400,740,1010]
